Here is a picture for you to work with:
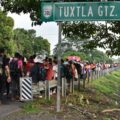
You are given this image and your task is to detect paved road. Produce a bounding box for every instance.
[0,100,23,119]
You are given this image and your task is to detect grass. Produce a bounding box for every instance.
[22,69,120,115]
[91,69,120,96]
[22,98,55,113]
[103,117,111,120]
[22,101,40,113]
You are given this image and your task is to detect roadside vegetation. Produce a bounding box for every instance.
[91,70,120,98]
[2,69,120,120]
[16,69,120,120]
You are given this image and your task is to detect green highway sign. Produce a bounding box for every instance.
[41,2,120,21]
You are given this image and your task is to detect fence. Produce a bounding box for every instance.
[31,67,120,100]
[87,67,120,81]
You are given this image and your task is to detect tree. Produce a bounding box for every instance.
[1,0,42,25]
[85,49,111,63]
[1,1,120,55]
[62,21,120,56]
[61,49,111,62]
[0,9,50,57]
[33,36,50,55]
[81,21,120,56]
[13,28,50,57]
[53,37,111,62]
[62,21,97,51]
[53,37,78,55]
[0,9,14,54]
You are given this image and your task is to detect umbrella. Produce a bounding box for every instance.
[67,56,80,61]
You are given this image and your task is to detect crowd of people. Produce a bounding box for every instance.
[0,47,119,104]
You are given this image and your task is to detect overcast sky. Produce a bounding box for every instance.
[8,13,58,54]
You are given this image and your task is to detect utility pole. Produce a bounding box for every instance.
[56,22,62,112]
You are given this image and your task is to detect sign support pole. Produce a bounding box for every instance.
[57,22,62,112]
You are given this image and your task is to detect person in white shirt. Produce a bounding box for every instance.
[53,60,58,80]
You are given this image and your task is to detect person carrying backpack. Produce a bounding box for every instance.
[10,52,22,101]
[30,56,46,83]
[0,48,11,104]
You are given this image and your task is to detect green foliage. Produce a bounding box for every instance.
[22,98,55,113]
[103,117,111,120]
[54,37,111,62]
[85,50,111,63]
[1,1,120,55]
[62,50,111,62]
[0,11,14,39]
[5,40,17,55]
[13,28,50,57]
[34,37,50,55]
[65,93,87,107]
[22,101,40,113]
[1,0,39,19]
[62,21,120,56]
[0,10,50,56]
[63,22,97,39]
[91,69,120,95]
[0,10,14,53]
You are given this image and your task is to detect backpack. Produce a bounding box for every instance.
[60,64,65,78]
[0,56,3,75]
[9,59,19,75]
[30,64,46,82]
[65,65,72,79]
[39,66,46,81]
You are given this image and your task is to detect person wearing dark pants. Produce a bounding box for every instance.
[11,75,20,100]
[0,76,6,104]
[0,48,11,104]
[10,52,22,101]
[6,81,10,96]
